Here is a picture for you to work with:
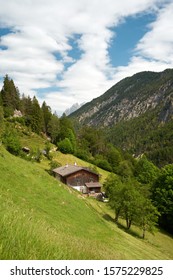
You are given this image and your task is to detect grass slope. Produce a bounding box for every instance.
[0,145,173,260]
[18,128,110,183]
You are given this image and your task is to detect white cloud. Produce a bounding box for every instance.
[38,91,77,115]
[111,1,173,84]
[0,0,172,114]
[136,2,173,63]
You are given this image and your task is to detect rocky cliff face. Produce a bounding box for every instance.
[70,69,173,127]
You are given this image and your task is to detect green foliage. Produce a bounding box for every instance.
[104,174,123,222]
[71,69,173,128]
[119,181,142,229]
[49,160,62,175]
[105,145,122,172]
[107,111,173,167]
[57,138,74,154]
[47,113,60,143]
[0,106,4,136]
[34,149,42,163]
[152,164,173,233]
[0,75,20,117]
[77,126,106,157]
[64,128,76,153]
[44,141,52,160]
[135,156,160,184]
[104,174,159,237]
[0,144,173,259]
[95,157,112,172]
[88,164,99,174]
[116,160,134,179]
[50,114,77,155]
[8,116,25,125]
[136,198,159,239]
[21,95,33,124]
[75,147,91,161]
[70,69,173,167]
[58,114,74,140]
[42,101,52,134]
[30,96,44,134]
[2,126,21,155]
[20,95,44,134]
[49,159,62,170]
[0,72,173,255]
[76,126,126,172]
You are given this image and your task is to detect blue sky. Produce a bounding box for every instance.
[109,13,156,67]
[0,0,173,115]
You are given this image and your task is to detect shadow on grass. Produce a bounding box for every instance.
[45,169,54,176]
[102,213,143,240]
[102,214,115,223]
[157,227,173,239]
[117,222,143,240]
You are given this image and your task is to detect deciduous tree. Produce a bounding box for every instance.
[104,174,159,237]
[152,164,173,234]
[135,155,159,184]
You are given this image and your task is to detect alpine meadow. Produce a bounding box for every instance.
[0,70,173,260]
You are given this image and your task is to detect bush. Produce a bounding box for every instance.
[2,128,21,156]
[44,141,53,160]
[35,149,42,163]
[75,148,90,161]
[57,138,73,154]
[94,158,112,172]
[49,160,62,175]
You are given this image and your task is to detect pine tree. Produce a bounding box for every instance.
[0,106,4,136]
[58,113,74,141]
[20,95,33,125]
[41,101,52,134]
[47,114,60,143]
[30,96,43,134]
[0,75,20,117]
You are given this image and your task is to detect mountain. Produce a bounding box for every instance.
[70,69,173,166]
[64,102,85,116]
[70,69,173,127]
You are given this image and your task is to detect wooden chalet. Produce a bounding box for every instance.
[53,164,102,195]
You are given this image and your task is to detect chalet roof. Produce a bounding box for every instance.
[85,182,102,188]
[53,165,99,177]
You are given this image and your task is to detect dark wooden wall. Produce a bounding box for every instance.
[66,170,99,186]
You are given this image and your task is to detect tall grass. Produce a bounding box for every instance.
[0,146,173,260]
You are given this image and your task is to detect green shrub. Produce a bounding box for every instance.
[94,158,112,172]
[2,128,21,156]
[57,138,73,154]
[49,160,62,175]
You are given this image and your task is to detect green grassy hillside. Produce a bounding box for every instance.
[0,145,173,260]
[18,127,110,183]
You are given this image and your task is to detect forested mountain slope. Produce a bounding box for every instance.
[70,69,173,127]
[70,69,173,166]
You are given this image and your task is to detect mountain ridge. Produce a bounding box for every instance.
[64,102,85,116]
[70,69,173,127]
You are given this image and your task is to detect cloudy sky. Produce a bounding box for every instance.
[0,0,173,115]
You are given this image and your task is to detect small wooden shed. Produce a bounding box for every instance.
[85,182,102,194]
